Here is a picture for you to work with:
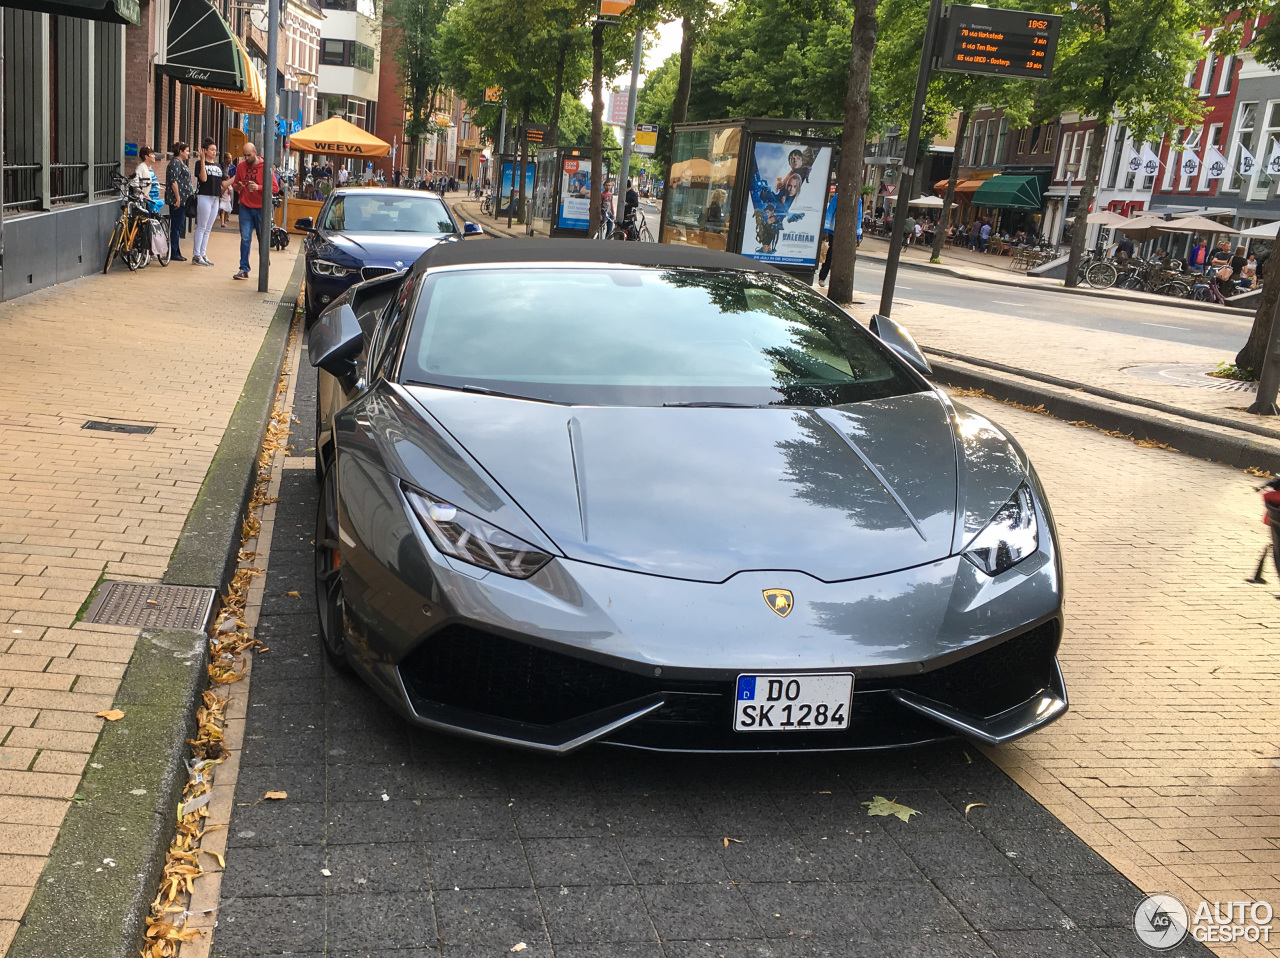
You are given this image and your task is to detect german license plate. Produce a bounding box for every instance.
[733,673,853,732]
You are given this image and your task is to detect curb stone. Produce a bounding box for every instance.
[7,255,304,958]
[930,354,1280,474]
[856,249,1256,318]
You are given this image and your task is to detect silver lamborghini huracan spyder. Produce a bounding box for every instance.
[309,239,1066,754]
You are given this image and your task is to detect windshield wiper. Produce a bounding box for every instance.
[661,401,758,408]
[405,381,562,404]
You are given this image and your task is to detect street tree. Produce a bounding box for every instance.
[870,0,1036,264]
[1035,0,1207,289]
[826,0,879,305]
[383,0,455,176]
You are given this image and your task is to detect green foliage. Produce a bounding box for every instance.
[1035,0,1208,143]
[872,0,1035,142]
[383,0,455,133]
[558,96,621,149]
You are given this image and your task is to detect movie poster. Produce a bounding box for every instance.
[558,158,593,230]
[738,141,833,266]
[498,161,536,216]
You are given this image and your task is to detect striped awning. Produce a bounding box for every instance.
[192,36,265,115]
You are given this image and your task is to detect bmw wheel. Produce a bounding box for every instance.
[315,464,352,670]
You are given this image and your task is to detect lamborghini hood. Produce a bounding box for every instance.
[403,388,960,583]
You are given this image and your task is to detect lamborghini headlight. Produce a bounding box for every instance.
[963,483,1039,576]
[404,486,551,579]
[312,258,353,277]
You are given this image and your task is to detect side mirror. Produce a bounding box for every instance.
[309,304,364,383]
[294,216,314,231]
[870,313,932,377]
[462,221,484,236]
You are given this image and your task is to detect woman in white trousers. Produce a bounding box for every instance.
[191,138,224,266]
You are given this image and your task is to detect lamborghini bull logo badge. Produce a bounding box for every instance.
[763,589,794,617]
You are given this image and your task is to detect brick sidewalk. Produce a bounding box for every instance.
[0,227,298,956]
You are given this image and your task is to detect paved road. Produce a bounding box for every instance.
[847,257,1252,354]
[206,357,1214,958]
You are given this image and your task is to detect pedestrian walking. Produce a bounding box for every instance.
[338,166,349,186]
[393,168,402,188]
[903,214,916,246]
[166,142,193,262]
[219,152,234,226]
[191,138,223,267]
[818,190,838,287]
[231,142,278,281]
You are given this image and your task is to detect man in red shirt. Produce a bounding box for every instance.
[231,142,279,280]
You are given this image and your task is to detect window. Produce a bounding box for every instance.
[982,120,997,165]
[994,117,1009,164]
[1218,53,1235,95]
[1226,101,1258,192]
[1029,126,1041,153]
[1199,29,1221,96]
[1250,101,1280,200]
[1106,125,1127,189]
[1197,123,1222,190]
[1056,132,1073,180]
[1079,130,1093,179]
[1142,145,1157,190]
[1161,133,1180,190]
[1043,125,1056,154]
[1017,128,1028,153]
[320,39,374,71]
[1177,127,1202,191]
[968,121,984,166]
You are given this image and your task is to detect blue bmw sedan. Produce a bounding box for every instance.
[296,187,482,325]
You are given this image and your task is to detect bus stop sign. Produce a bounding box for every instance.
[936,6,1061,79]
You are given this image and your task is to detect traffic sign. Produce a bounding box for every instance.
[936,7,1061,79]
[485,86,503,103]
[598,0,633,18]
[634,124,657,155]
[525,124,548,145]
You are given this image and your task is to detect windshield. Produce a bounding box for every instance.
[323,194,455,234]
[399,267,924,406]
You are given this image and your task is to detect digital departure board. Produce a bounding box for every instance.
[936,7,1062,80]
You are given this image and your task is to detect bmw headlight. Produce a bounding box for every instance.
[312,258,353,277]
[404,486,551,579]
[963,483,1039,576]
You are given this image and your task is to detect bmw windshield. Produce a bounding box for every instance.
[399,266,924,407]
[322,194,455,234]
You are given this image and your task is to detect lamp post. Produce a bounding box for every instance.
[257,0,280,293]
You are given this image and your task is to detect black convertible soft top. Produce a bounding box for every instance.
[413,238,785,275]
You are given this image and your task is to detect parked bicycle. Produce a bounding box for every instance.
[1190,272,1230,305]
[103,172,170,273]
[612,207,654,242]
[1076,247,1118,289]
[480,191,494,216]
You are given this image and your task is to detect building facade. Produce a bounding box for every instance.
[315,0,380,159]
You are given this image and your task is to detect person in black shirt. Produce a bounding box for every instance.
[191,138,224,266]
[624,179,639,222]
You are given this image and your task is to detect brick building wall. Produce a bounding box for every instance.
[123,0,157,154]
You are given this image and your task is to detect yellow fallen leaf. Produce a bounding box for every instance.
[862,795,920,823]
[97,709,125,721]
[964,802,987,818]
[722,837,743,847]
[286,591,301,598]
[510,945,527,953]
[263,790,288,800]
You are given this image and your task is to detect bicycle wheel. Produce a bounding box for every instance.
[1190,285,1210,301]
[1085,262,1117,289]
[639,224,654,242]
[1157,282,1190,298]
[102,220,125,273]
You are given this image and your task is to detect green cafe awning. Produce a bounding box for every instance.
[2,0,140,24]
[971,174,1044,211]
[156,0,246,92]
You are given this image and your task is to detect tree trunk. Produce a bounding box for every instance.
[548,38,569,149]
[827,0,878,304]
[590,21,604,236]
[1064,121,1109,289]
[1236,252,1280,376]
[658,15,696,241]
[930,110,968,264]
[673,16,694,125]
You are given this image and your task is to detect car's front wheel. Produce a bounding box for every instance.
[315,463,352,670]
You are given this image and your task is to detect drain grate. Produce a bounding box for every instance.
[83,420,156,435]
[84,582,216,631]
[1123,363,1258,393]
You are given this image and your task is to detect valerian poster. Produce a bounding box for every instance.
[739,141,833,267]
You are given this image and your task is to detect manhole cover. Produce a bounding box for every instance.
[83,420,155,435]
[84,582,216,631]
[1122,363,1257,393]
